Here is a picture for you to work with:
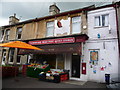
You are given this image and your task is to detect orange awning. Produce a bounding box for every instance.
[0,41,42,50]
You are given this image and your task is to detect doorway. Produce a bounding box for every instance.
[71,54,80,78]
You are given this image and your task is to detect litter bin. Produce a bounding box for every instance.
[105,74,110,85]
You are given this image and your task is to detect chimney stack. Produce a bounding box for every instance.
[9,13,19,25]
[49,3,60,15]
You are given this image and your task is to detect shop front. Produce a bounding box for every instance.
[19,34,89,80]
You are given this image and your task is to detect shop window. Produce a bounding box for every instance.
[9,48,15,63]
[94,14,109,27]
[72,16,81,34]
[2,49,6,64]
[57,54,64,69]
[5,29,10,40]
[46,21,54,37]
[16,27,22,39]
[17,55,21,64]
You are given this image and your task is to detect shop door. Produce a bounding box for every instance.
[71,54,80,78]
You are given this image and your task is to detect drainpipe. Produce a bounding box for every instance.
[114,3,120,78]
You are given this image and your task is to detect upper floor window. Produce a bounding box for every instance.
[72,16,81,34]
[46,21,54,37]
[16,27,22,39]
[0,30,4,41]
[94,14,109,27]
[5,29,10,40]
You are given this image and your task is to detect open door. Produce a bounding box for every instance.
[71,54,80,78]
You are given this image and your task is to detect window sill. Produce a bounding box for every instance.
[94,26,108,29]
[8,62,13,64]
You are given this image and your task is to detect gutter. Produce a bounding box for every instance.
[114,3,120,56]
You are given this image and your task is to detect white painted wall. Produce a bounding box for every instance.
[80,7,119,83]
[88,7,117,40]
[82,40,119,83]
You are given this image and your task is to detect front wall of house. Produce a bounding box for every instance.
[36,20,46,39]
[9,27,16,40]
[80,7,119,83]
[22,22,37,40]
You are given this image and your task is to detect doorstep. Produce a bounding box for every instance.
[63,80,87,85]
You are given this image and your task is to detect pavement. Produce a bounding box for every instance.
[2,75,107,89]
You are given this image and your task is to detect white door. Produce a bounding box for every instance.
[88,49,100,82]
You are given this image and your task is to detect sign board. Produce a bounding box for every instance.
[28,37,75,45]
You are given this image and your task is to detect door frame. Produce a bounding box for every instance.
[71,53,81,79]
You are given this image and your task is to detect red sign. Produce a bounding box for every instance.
[28,37,75,45]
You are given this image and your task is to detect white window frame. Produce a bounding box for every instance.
[16,27,22,39]
[71,16,81,34]
[8,48,15,64]
[2,50,6,65]
[94,14,109,27]
[46,21,54,37]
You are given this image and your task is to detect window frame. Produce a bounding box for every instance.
[5,29,10,40]
[71,16,81,34]
[8,48,15,63]
[16,27,22,40]
[94,14,109,28]
[16,55,21,64]
[2,49,6,64]
[46,21,54,37]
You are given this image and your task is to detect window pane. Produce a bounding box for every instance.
[6,30,10,40]
[17,27,22,39]
[72,16,81,23]
[95,16,101,26]
[9,48,15,62]
[72,23,81,34]
[102,15,109,26]
[17,56,21,63]
[72,16,81,34]
[2,50,6,62]
[47,22,54,27]
[46,21,54,37]
[46,27,54,36]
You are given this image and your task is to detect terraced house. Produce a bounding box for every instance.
[0,2,120,83]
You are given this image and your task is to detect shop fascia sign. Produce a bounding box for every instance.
[28,37,75,45]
